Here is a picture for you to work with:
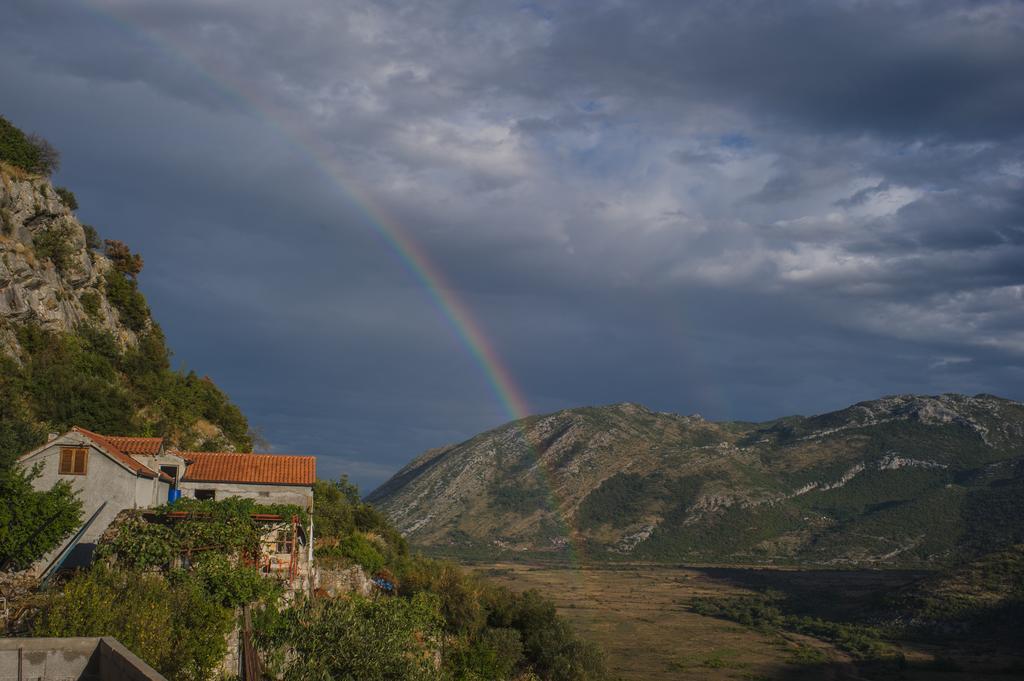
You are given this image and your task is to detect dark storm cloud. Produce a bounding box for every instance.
[1,0,1022,489]
[523,1,1024,141]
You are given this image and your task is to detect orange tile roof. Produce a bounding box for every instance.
[180,452,316,487]
[72,427,173,482]
[103,435,164,456]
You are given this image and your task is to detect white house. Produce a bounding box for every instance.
[17,427,316,577]
[17,427,173,574]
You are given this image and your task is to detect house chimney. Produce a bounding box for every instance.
[47,432,59,442]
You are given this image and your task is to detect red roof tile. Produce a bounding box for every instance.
[180,452,316,486]
[72,427,172,482]
[103,436,164,456]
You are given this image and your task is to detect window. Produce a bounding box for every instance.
[160,465,179,483]
[276,529,293,555]
[194,489,216,501]
[59,448,88,475]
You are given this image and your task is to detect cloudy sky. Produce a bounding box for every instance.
[3,0,1022,489]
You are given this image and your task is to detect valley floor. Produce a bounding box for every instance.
[469,562,1018,681]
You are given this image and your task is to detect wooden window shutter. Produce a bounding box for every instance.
[73,448,88,474]
[59,448,74,474]
[59,447,88,475]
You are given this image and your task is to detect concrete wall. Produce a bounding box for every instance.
[97,639,168,681]
[134,476,170,509]
[0,637,166,681]
[177,480,313,510]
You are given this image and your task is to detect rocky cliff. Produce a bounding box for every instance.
[0,116,250,454]
[367,394,1024,566]
[0,164,139,357]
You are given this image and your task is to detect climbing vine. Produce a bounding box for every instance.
[97,497,307,569]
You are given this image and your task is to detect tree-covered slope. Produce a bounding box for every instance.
[368,395,1024,567]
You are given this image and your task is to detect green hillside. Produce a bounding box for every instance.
[368,396,1024,567]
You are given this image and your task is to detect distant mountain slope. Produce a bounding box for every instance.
[367,395,1024,566]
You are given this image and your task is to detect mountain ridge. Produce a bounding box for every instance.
[367,393,1024,566]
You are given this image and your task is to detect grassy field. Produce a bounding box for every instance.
[469,562,1022,681]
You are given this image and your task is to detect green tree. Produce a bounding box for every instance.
[103,269,149,332]
[312,478,357,538]
[0,466,82,571]
[400,556,486,635]
[0,115,59,174]
[258,592,444,681]
[483,587,606,681]
[0,352,82,572]
[447,627,524,680]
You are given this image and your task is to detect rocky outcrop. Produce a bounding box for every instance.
[0,165,140,358]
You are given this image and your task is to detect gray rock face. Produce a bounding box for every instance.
[0,167,139,357]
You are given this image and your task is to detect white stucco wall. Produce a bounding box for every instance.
[177,480,313,510]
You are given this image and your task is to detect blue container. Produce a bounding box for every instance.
[168,488,182,504]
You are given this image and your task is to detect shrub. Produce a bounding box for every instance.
[79,291,102,318]
[95,517,177,569]
[0,115,57,174]
[256,592,444,681]
[447,627,525,680]
[690,593,899,662]
[34,566,232,681]
[27,133,60,175]
[313,476,408,576]
[81,224,101,250]
[103,269,149,331]
[104,239,143,278]
[5,322,252,453]
[33,224,77,275]
[312,478,358,538]
[55,186,77,211]
[400,556,486,635]
[0,356,44,470]
[482,586,606,680]
[189,552,280,608]
[318,531,387,573]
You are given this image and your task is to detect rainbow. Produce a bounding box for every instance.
[82,2,585,565]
